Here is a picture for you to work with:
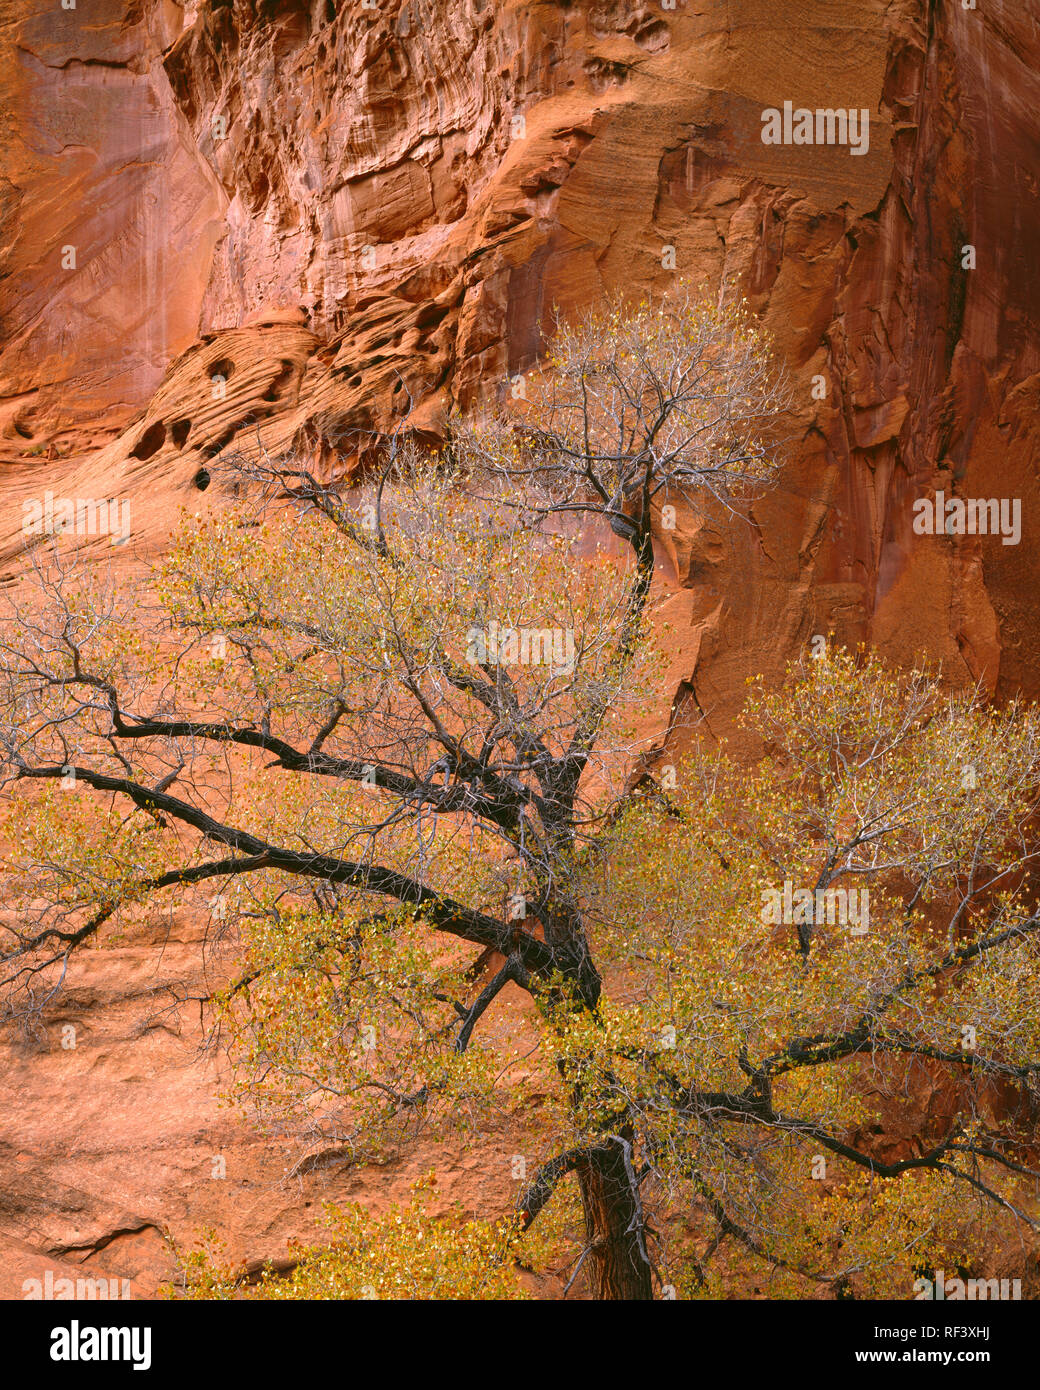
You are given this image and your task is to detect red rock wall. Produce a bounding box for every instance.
[1,0,1038,1294]
[3,0,1037,705]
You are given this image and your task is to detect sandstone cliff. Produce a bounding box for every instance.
[0,0,1037,1296]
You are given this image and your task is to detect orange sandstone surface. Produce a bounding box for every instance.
[0,0,1037,1295]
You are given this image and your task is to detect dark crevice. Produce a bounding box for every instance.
[130,421,166,460]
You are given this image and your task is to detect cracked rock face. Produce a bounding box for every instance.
[0,0,1037,1293]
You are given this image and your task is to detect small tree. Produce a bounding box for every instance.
[4,289,1039,1300]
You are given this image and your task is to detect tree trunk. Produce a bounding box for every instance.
[578,1141,654,1300]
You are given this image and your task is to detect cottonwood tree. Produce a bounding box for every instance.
[3,290,1039,1300]
[583,649,1040,1296]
